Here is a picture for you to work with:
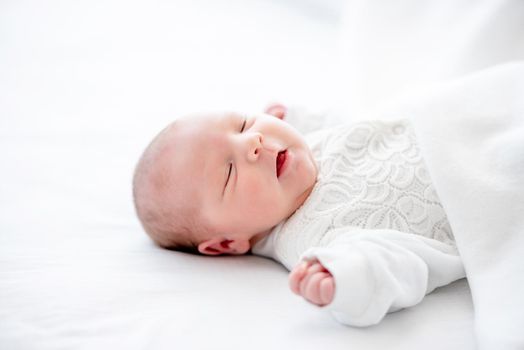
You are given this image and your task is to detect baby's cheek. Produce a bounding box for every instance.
[241,182,280,213]
[244,175,270,198]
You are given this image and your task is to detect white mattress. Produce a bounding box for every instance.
[0,0,492,349]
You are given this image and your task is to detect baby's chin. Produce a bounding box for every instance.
[249,231,272,247]
[293,180,316,213]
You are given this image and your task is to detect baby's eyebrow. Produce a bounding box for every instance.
[224,112,242,126]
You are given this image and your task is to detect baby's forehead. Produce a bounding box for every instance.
[176,111,242,131]
[160,114,227,182]
[152,133,204,208]
[170,111,247,148]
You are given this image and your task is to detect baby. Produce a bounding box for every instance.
[133,104,465,326]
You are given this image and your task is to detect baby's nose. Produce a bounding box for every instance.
[246,132,263,162]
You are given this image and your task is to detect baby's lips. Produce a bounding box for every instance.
[276,149,289,178]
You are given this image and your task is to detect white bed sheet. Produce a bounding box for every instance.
[0,1,476,349]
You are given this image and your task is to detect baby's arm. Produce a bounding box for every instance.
[289,229,465,327]
[289,259,335,306]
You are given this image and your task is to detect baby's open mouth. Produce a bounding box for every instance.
[276,150,287,178]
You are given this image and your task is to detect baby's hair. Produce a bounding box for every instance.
[132,121,201,255]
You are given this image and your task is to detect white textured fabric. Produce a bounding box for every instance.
[253,119,465,325]
[383,63,524,350]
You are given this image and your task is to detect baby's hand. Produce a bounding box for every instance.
[289,259,335,307]
[264,103,286,120]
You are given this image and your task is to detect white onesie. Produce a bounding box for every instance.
[252,119,465,327]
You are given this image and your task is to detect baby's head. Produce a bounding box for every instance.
[133,109,317,255]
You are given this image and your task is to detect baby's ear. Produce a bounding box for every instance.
[198,238,238,256]
[198,239,227,256]
[198,238,250,256]
[264,103,286,120]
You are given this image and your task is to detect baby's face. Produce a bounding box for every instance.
[166,111,317,255]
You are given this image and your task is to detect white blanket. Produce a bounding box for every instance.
[385,63,524,349]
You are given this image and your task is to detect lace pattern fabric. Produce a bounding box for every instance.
[272,120,455,269]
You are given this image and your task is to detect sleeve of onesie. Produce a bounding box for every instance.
[300,228,465,327]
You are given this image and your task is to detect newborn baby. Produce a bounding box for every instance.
[133,104,465,326]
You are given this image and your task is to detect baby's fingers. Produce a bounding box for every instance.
[298,262,325,296]
[265,103,287,119]
[304,272,335,306]
[319,276,335,305]
[289,261,310,295]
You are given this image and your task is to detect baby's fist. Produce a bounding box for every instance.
[289,259,335,307]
